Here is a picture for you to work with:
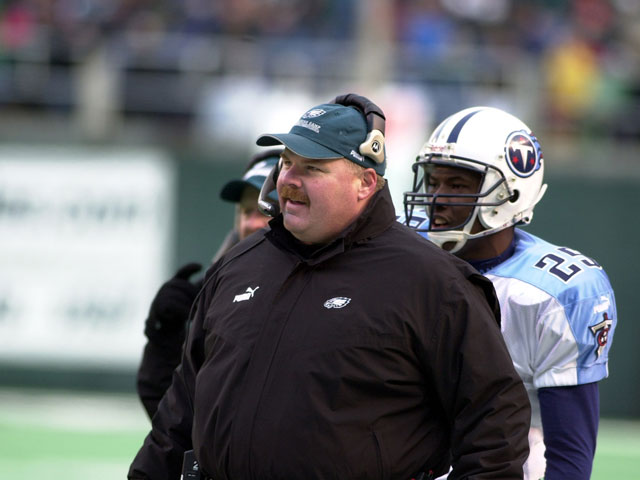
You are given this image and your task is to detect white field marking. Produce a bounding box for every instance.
[0,458,129,480]
[0,387,149,432]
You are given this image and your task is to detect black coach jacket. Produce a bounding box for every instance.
[129,184,530,480]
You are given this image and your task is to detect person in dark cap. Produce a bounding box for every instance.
[213,150,281,262]
[136,149,281,419]
[129,94,530,480]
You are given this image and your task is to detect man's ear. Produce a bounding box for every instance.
[357,168,378,201]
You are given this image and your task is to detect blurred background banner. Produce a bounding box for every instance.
[0,146,174,369]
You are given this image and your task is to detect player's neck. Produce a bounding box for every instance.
[458,227,515,262]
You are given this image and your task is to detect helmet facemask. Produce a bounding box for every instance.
[404,155,516,253]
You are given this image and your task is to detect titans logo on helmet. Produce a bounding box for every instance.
[504,131,542,178]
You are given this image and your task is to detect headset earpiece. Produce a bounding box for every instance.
[359,129,385,165]
[331,93,386,165]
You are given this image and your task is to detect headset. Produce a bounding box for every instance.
[257,93,386,217]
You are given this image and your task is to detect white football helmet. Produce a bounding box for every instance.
[403,106,547,253]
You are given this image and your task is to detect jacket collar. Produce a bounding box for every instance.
[266,183,396,264]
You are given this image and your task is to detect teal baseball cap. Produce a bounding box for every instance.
[256,103,387,175]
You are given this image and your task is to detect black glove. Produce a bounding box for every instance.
[144,262,203,342]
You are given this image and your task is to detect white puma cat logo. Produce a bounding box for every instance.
[233,286,260,303]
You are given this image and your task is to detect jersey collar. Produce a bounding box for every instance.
[467,236,517,274]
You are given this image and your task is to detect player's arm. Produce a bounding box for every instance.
[538,382,599,480]
[529,252,617,479]
[129,271,210,480]
[136,335,184,418]
[136,263,203,418]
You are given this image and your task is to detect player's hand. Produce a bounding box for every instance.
[144,262,203,341]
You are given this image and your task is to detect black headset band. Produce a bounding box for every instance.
[331,93,386,136]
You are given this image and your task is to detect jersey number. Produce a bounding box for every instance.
[534,247,601,283]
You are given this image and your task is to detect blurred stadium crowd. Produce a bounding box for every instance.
[0,0,639,147]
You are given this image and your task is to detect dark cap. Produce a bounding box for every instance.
[219,149,281,203]
[256,103,386,175]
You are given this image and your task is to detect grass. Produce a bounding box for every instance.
[592,418,640,479]
[0,388,638,479]
[0,388,149,479]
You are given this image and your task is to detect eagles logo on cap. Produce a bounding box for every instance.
[302,109,326,119]
[504,131,542,178]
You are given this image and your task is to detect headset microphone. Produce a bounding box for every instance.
[258,159,281,217]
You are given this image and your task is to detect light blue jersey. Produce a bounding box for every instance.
[399,215,617,479]
[399,212,616,385]
[400,214,616,398]
[489,229,615,388]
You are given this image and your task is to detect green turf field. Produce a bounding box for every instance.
[0,389,149,479]
[0,388,638,479]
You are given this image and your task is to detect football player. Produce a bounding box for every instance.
[403,107,617,480]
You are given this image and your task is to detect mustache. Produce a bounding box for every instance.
[279,185,309,204]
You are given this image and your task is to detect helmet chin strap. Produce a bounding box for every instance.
[428,207,481,254]
[428,229,468,254]
[429,223,508,255]
[428,207,509,254]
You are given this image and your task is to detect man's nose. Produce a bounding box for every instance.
[279,164,302,186]
[431,189,451,207]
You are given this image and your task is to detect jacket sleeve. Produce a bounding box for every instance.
[427,271,531,480]
[128,283,209,480]
[136,272,205,419]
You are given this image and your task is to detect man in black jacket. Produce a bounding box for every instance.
[129,95,531,480]
[136,149,280,419]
